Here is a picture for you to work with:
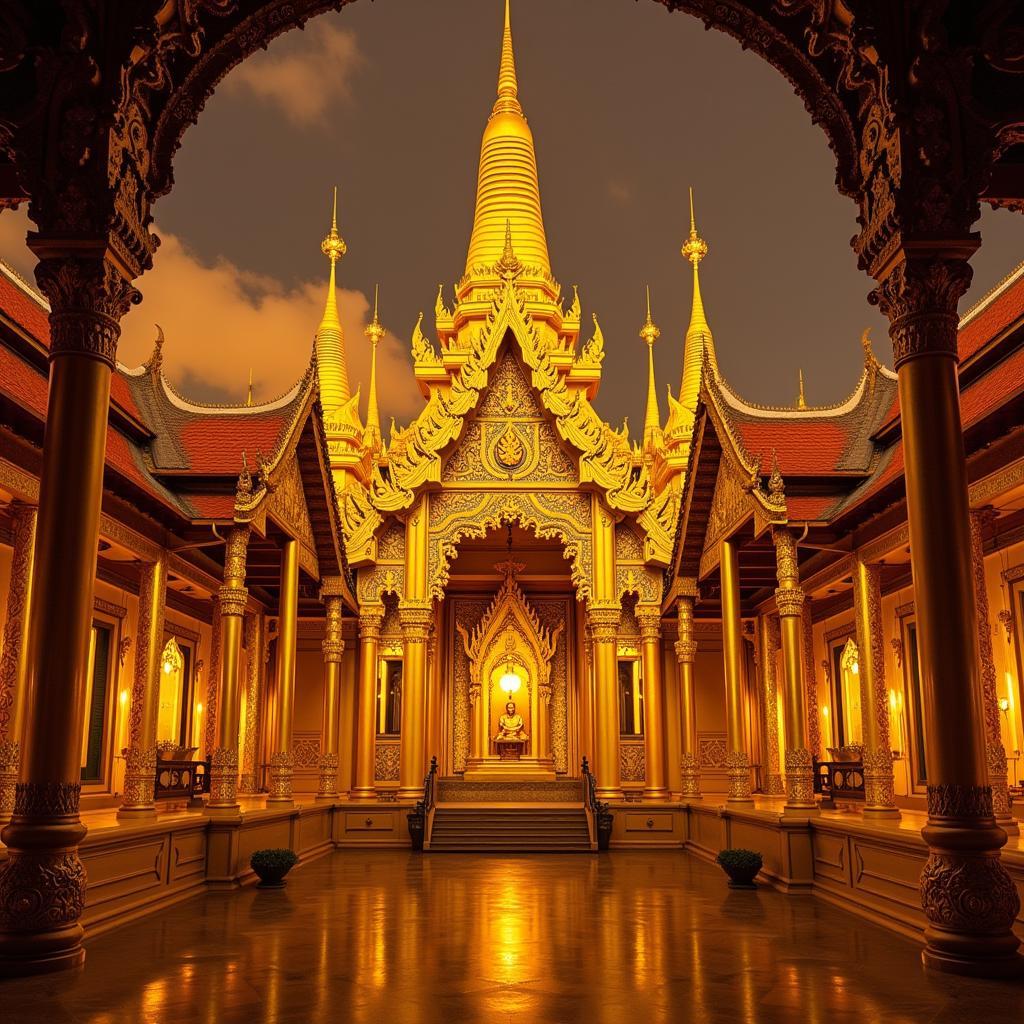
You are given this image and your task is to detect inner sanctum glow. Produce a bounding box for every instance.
[499,670,521,695]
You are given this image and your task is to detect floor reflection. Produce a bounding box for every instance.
[1,850,1021,1023]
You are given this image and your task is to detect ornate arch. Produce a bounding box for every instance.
[427,490,593,604]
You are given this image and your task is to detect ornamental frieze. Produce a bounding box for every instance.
[267,457,318,580]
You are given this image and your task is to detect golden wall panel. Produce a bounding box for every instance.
[851,838,929,912]
[811,829,851,886]
[169,827,207,884]
[80,834,167,911]
[298,806,333,853]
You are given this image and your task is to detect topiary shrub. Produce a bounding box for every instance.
[250,848,299,888]
[716,848,763,889]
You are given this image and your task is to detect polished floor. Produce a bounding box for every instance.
[1,850,1022,1023]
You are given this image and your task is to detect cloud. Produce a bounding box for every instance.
[0,205,37,283]
[117,229,423,420]
[221,19,366,125]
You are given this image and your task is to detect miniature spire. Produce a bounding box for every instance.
[364,284,384,453]
[316,186,352,409]
[146,324,165,377]
[465,0,551,278]
[679,187,714,413]
[246,367,254,407]
[797,369,807,410]
[640,286,662,449]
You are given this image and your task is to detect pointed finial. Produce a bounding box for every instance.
[797,369,807,410]
[365,284,385,348]
[681,187,708,267]
[640,284,660,347]
[146,324,165,375]
[497,0,519,104]
[321,186,347,265]
[494,218,524,279]
[246,367,254,407]
[768,450,785,503]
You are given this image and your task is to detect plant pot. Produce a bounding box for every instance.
[722,865,759,890]
[250,848,298,888]
[597,814,613,851]
[407,811,425,851]
[716,848,762,890]
[254,866,291,889]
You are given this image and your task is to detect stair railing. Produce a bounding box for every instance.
[422,756,438,849]
[582,757,598,850]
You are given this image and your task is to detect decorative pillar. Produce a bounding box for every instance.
[206,526,249,814]
[267,538,299,806]
[637,606,668,800]
[237,612,264,795]
[968,509,1016,834]
[589,604,622,799]
[0,252,140,976]
[351,604,383,800]
[675,594,701,799]
[773,527,816,813]
[877,255,1020,976]
[397,602,432,798]
[0,504,37,826]
[317,589,345,801]
[852,557,899,819]
[204,595,222,761]
[801,602,822,760]
[118,554,168,819]
[720,538,752,804]
[757,614,785,796]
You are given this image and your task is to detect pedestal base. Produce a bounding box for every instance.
[463,756,556,783]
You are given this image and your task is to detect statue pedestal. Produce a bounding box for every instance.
[496,739,527,761]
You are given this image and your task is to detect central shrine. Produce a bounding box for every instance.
[322,0,685,803]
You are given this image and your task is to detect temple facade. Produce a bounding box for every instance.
[0,0,1022,980]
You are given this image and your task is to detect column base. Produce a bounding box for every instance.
[397,788,423,801]
[643,788,671,801]
[725,797,755,807]
[0,923,86,978]
[115,804,157,821]
[782,803,820,818]
[922,943,1024,980]
[264,796,295,808]
[204,802,242,818]
[863,806,902,821]
[348,788,379,802]
[314,793,339,803]
[597,788,624,801]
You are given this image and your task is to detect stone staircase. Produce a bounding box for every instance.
[428,805,592,852]
[426,779,594,852]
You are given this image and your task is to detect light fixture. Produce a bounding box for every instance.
[821,705,829,718]
[1000,697,1010,714]
[499,663,521,696]
[119,690,128,706]
[851,660,859,675]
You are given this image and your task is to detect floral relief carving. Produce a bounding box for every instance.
[375,742,401,782]
[698,734,728,769]
[620,743,646,783]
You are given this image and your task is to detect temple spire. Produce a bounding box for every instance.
[246,367,254,408]
[679,187,714,414]
[364,284,384,454]
[640,286,662,452]
[316,186,351,409]
[796,369,807,410]
[464,0,551,278]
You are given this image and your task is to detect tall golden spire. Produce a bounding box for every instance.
[317,186,351,409]
[640,286,662,450]
[364,284,384,453]
[246,367,254,408]
[796,369,807,410]
[679,187,713,414]
[464,0,551,278]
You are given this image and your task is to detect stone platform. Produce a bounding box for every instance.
[436,777,584,804]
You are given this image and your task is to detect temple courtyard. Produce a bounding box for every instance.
[0,849,1020,1023]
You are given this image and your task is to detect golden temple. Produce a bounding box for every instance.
[0,0,1022,989]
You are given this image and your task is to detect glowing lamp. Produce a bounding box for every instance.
[1000,697,1011,713]
[163,659,173,675]
[851,661,859,675]
[119,690,128,706]
[821,706,829,718]
[499,665,521,696]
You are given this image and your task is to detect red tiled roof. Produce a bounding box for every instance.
[960,347,1024,425]
[732,420,852,476]
[184,494,239,519]
[177,414,291,474]
[959,270,1024,363]
[0,271,49,344]
[784,495,839,521]
[0,344,48,416]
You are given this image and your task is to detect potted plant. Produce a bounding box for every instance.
[250,848,298,888]
[596,801,613,851]
[716,848,763,889]
[407,801,426,851]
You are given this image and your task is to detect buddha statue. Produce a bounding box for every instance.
[496,701,528,742]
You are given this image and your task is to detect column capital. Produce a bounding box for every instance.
[587,602,621,641]
[322,593,345,664]
[217,585,249,618]
[223,524,250,590]
[774,587,805,618]
[635,605,662,640]
[674,638,697,665]
[398,601,433,640]
[358,603,385,638]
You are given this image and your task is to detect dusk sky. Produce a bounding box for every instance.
[1,0,1022,432]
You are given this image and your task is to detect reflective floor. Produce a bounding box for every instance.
[1,850,1021,1023]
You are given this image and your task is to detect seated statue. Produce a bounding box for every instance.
[496,701,529,742]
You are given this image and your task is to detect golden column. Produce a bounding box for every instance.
[398,497,431,799]
[757,614,785,796]
[720,538,752,804]
[591,500,622,798]
[637,605,668,800]
[802,602,822,759]
[207,526,249,814]
[876,254,1020,976]
[773,527,817,813]
[352,603,383,800]
[317,587,345,801]
[238,612,264,795]
[852,557,899,819]
[204,595,222,760]
[968,509,1016,834]
[675,594,702,800]
[268,538,299,806]
[118,553,169,819]
[398,603,432,798]
[0,251,139,976]
[0,503,36,826]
